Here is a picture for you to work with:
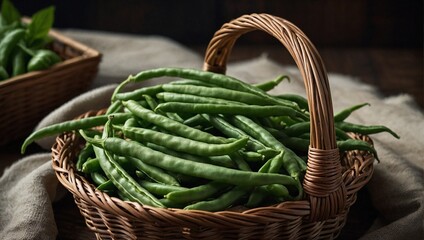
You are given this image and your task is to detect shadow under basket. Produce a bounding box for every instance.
[52,13,375,240]
[0,25,101,146]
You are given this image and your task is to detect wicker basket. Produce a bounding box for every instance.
[51,14,375,239]
[0,23,101,146]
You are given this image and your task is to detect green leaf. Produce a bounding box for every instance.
[27,6,55,45]
[1,0,21,26]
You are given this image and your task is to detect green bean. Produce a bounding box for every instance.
[76,143,94,171]
[80,132,299,188]
[229,152,252,171]
[122,100,228,144]
[156,102,306,119]
[106,100,123,114]
[82,157,101,174]
[111,67,300,111]
[124,118,139,128]
[91,172,116,192]
[230,115,285,150]
[182,114,209,127]
[202,114,268,152]
[239,151,265,162]
[138,180,187,196]
[159,198,186,208]
[11,48,27,77]
[162,84,272,106]
[245,187,269,208]
[125,156,181,186]
[230,115,307,173]
[97,179,116,191]
[145,142,235,168]
[21,112,132,153]
[337,139,379,161]
[253,75,288,92]
[184,185,249,211]
[283,121,310,137]
[27,49,61,72]
[116,124,248,156]
[0,66,8,80]
[143,94,184,122]
[168,79,216,87]
[92,125,164,207]
[336,121,399,139]
[275,93,309,111]
[334,103,370,122]
[157,92,243,105]
[165,181,227,204]
[282,121,349,140]
[93,145,164,207]
[0,28,25,69]
[114,84,163,101]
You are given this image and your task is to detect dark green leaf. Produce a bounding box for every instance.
[27,6,55,45]
[1,0,21,26]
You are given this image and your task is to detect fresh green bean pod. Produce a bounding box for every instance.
[183,185,249,211]
[111,68,300,111]
[76,143,94,171]
[0,28,25,68]
[253,75,288,92]
[337,139,379,161]
[275,93,309,111]
[21,112,132,153]
[145,142,235,169]
[156,102,306,119]
[202,114,268,152]
[122,100,228,144]
[157,92,243,105]
[11,48,27,77]
[80,132,299,188]
[162,84,272,106]
[125,156,181,186]
[82,157,101,174]
[92,124,165,207]
[117,125,248,156]
[336,121,399,139]
[165,181,227,204]
[138,181,187,196]
[114,84,163,101]
[334,103,370,122]
[97,179,116,191]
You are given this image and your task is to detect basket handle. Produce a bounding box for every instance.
[203,13,346,221]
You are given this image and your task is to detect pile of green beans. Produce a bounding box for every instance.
[0,1,60,81]
[22,67,399,211]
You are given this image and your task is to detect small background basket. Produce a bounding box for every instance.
[0,21,101,146]
[52,13,375,239]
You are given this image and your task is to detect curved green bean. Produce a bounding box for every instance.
[156,102,306,118]
[122,100,228,144]
[162,84,272,105]
[117,125,248,156]
[80,132,299,188]
[21,112,132,153]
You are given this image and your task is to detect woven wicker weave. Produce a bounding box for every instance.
[51,14,375,239]
[0,23,101,145]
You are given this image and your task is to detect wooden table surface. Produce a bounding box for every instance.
[0,47,422,240]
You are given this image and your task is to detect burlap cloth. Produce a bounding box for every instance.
[1,30,423,240]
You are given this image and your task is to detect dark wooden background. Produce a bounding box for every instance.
[13,0,423,107]
[14,0,423,47]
